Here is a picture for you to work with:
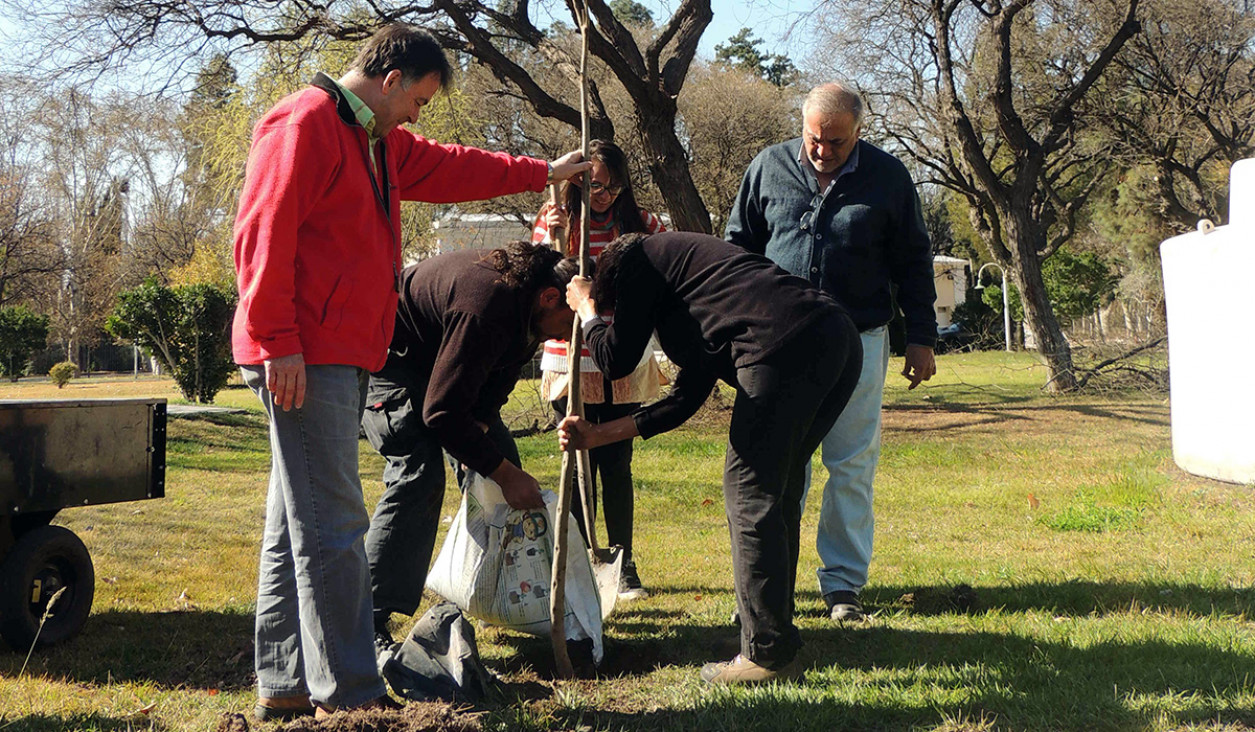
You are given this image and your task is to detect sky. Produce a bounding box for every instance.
[0,0,820,92]
[643,0,815,61]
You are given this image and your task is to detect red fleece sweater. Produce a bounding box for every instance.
[232,78,548,371]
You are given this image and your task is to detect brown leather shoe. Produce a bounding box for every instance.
[699,654,805,685]
[253,694,314,721]
[314,694,403,719]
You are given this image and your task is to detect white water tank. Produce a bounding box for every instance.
[1160,158,1255,484]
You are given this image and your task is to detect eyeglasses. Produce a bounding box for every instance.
[588,180,624,197]
[799,194,824,231]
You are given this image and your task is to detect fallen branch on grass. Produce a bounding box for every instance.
[1073,337,1168,391]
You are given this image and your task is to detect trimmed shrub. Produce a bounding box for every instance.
[106,279,236,403]
[49,361,77,388]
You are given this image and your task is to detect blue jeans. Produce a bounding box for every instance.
[802,326,891,597]
[242,364,385,708]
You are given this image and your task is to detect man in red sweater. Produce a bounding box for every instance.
[233,24,589,721]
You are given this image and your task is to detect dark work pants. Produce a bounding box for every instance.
[361,362,520,620]
[725,310,862,668]
[554,396,640,561]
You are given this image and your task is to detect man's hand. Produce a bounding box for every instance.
[548,150,593,184]
[565,276,597,320]
[558,415,600,451]
[264,353,306,411]
[901,344,936,390]
[490,460,545,510]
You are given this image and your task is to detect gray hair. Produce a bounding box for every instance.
[802,82,864,127]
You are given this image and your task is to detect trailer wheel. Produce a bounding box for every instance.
[0,525,94,651]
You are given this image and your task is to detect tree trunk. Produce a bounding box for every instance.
[635,108,712,233]
[1007,213,1078,392]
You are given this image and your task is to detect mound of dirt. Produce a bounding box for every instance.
[279,702,483,732]
[215,713,251,732]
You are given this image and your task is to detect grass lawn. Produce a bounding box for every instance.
[1,352,1253,731]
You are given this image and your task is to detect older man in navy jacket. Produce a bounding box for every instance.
[726,81,938,623]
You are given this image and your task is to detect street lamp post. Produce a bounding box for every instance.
[976,262,1013,352]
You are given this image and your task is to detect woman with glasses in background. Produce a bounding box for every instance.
[531,139,665,600]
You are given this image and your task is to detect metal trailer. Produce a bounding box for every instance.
[0,398,166,650]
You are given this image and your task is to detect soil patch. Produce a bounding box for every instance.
[278,702,483,732]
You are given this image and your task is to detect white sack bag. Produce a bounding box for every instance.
[426,471,603,663]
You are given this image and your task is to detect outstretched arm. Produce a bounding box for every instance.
[558,413,640,451]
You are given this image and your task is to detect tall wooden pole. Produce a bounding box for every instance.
[572,88,598,553]
[550,0,594,680]
[547,184,566,254]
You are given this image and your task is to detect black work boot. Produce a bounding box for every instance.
[824,590,866,622]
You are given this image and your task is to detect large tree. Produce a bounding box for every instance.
[0,161,59,309]
[18,0,718,233]
[608,0,654,27]
[0,77,61,307]
[813,0,1141,391]
[1095,0,1254,230]
[33,89,132,365]
[679,63,800,234]
[118,95,220,285]
[714,27,800,87]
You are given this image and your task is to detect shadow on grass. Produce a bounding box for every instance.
[534,619,1254,731]
[170,411,265,429]
[0,713,174,732]
[797,624,1255,731]
[866,580,1255,620]
[492,631,722,683]
[166,410,268,435]
[882,400,1169,434]
[6,583,1253,730]
[165,412,272,473]
[484,614,1255,730]
[483,580,1255,729]
[0,609,255,692]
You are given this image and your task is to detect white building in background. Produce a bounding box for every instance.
[432,210,533,257]
[432,208,686,257]
[932,255,970,328]
[431,210,971,328]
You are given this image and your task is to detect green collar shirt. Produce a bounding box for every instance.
[329,76,381,178]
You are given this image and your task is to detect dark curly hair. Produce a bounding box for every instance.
[484,241,585,296]
[589,233,649,315]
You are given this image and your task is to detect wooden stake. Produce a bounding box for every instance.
[547,183,567,254]
[550,0,594,681]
